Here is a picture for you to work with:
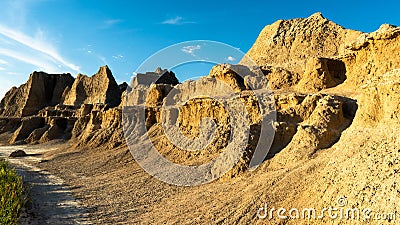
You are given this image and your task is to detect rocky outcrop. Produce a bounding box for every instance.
[0,13,398,225]
[0,117,21,134]
[245,13,400,94]
[0,66,128,146]
[339,24,400,89]
[9,116,45,144]
[131,67,179,87]
[63,66,122,107]
[270,94,351,167]
[72,104,124,149]
[355,69,400,127]
[245,12,362,78]
[0,72,74,117]
[296,57,346,92]
[208,64,248,92]
[25,125,49,143]
[40,117,76,143]
[0,13,400,200]
[118,82,128,93]
[125,68,179,107]
[260,66,298,90]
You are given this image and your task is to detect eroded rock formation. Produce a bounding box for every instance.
[63,65,122,107]
[244,12,362,78]
[0,72,74,117]
[0,13,399,196]
[0,66,127,147]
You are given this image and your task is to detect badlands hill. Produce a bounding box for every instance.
[1,13,400,224]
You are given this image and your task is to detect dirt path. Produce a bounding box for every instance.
[0,145,91,225]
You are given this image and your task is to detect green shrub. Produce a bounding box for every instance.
[0,159,25,225]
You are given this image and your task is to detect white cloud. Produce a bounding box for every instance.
[0,67,5,71]
[161,16,194,25]
[0,0,76,99]
[181,45,201,56]
[112,54,124,60]
[0,48,59,72]
[0,25,80,72]
[227,56,236,62]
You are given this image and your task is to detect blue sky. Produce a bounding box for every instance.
[0,0,399,98]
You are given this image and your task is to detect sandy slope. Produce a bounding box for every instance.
[28,89,400,225]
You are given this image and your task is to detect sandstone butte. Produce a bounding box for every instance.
[1,12,400,224]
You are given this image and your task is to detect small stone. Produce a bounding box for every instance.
[9,150,27,158]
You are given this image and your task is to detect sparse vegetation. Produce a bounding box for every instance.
[0,159,24,225]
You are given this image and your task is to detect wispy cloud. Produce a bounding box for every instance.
[0,0,77,99]
[227,56,236,62]
[161,16,195,25]
[0,25,80,72]
[112,54,124,60]
[0,48,61,72]
[181,45,201,56]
